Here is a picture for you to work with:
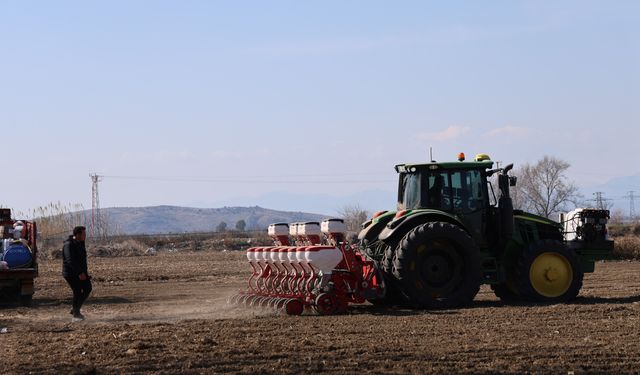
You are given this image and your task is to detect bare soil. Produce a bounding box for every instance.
[2,250,640,374]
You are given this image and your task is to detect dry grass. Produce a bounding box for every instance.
[49,239,151,258]
[612,235,640,260]
[14,202,88,238]
[89,239,150,257]
[609,223,640,237]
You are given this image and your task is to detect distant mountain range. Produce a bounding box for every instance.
[193,189,397,217]
[99,205,329,235]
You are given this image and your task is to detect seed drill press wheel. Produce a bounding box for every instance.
[314,293,347,315]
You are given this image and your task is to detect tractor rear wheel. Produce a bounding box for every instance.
[515,240,583,302]
[392,222,481,309]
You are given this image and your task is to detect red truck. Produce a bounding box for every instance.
[0,208,38,306]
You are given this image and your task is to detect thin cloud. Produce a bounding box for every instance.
[418,126,471,142]
[483,126,531,139]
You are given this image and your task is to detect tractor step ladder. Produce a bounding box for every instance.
[481,256,499,283]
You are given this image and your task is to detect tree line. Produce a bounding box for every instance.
[216,219,246,232]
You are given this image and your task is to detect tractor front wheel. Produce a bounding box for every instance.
[392,222,481,309]
[516,240,583,302]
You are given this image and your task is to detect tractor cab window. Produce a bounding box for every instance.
[399,173,421,210]
[427,172,450,210]
[398,168,485,212]
[451,170,484,213]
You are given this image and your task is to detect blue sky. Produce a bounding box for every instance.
[1,1,638,215]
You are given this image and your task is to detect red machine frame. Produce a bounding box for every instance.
[230,243,384,315]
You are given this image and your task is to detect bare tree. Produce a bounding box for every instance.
[337,204,370,233]
[610,208,626,225]
[512,156,581,219]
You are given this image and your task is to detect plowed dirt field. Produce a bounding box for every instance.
[2,250,640,374]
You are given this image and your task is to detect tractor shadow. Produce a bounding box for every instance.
[473,295,640,309]
[349,302,489,316]
[349,304,457,316]
[347,294,640,316]
[569,295,640,305]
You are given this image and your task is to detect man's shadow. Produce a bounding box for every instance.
[0,296,132,309]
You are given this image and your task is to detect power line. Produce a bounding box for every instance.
[100,175,395,184]
[102,172,390,178]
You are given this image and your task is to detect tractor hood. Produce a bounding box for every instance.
[513,210,562,228]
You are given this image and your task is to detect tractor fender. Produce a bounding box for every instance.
[378,211,469,250]
[357,214,395,243]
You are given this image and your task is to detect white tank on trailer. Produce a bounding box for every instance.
[299,222,321,236]
[305,246,343,275]
[321,218,346,234]
[300,222,322,245]
[268,223,289,236]
[563,208,584,241]
[561,208,610,242]
[268,223,291,245]
[321,218,347,244]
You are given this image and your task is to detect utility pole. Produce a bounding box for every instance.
[592,192,612,210]
[624,191,637,223]
[90,173,103,238]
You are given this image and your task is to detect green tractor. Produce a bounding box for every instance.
[359,153,614,308]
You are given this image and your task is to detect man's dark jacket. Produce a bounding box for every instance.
[62,236,88,278]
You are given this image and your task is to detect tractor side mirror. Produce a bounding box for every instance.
[509,176,517,187]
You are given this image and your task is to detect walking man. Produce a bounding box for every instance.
[62,226,92,321]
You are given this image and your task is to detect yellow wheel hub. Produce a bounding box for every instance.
[529,252,573,298]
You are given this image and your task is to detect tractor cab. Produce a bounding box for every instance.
[391,154,505,247]
[395,158,492,214]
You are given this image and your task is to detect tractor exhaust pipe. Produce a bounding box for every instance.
[498,164,515,241]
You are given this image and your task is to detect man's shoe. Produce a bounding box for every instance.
[72,312,85,322]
